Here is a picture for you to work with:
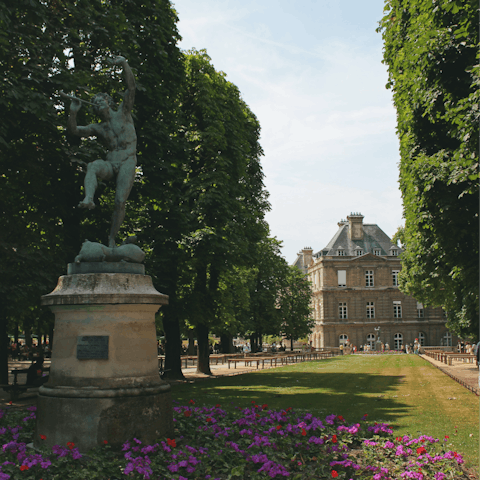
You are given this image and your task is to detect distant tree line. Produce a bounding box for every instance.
[0,0,313,383]
[379,0,479,339]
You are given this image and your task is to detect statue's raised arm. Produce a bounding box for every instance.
[110,55,135,113]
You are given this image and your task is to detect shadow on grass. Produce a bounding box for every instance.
[171,361,410,428]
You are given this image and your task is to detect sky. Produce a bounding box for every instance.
[172,0,403,263]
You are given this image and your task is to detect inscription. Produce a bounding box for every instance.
[77,336,109,360]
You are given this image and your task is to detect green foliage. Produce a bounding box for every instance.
[0,0,185,380]
[278,266,314,346]
[378,0,479,338]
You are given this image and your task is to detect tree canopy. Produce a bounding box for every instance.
[378,0,479,338]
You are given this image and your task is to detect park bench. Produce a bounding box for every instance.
[1,367,50,402]
[445,354,477,366]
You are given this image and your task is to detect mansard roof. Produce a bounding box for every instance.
[316,222,402,257]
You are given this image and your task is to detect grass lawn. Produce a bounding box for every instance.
[171,354,479,473]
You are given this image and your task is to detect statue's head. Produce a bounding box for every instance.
[92,93,115,117]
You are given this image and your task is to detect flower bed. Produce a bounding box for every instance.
[0,402,468,479]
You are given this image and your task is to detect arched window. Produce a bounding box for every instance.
[443,332,452,347]
[394,333,403,350]
[418,332,426,346]
[366,333,375,350]
[339,334,348,346]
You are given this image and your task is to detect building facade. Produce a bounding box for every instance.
[293,214,455,349]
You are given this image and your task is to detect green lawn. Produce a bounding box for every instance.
[171,354,479,472]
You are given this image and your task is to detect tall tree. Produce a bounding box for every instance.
[378,0,479,338]
[178,49,269,374]
[278,266,314,351]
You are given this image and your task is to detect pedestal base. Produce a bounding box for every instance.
[35,384,173,451]
[36,270,170,452]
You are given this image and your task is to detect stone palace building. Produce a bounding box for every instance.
[293,213,455,350]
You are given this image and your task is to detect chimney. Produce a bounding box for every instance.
[347,213,364,241]
[302,247,313,268]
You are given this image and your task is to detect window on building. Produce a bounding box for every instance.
[337,249,345,256]
[373,249,381,256]
[443,332,452,347]
[394,333,403,350]
[391,248,399,256]
[417,302,424,318]
[337,270,346,287]
[339,334,348,346]
[365,270,374,287]
[355,247,363,256]
[418,332,426,346]
[339,302,347,319]
[366,302,375,319]
[367,334,376,350]
[393,301,402,318]
[392,270,400,287]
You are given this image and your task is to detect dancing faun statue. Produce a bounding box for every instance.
[62,55,137,251]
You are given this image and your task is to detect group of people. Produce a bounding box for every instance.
[457,341,474,354]
[9,341,51,360]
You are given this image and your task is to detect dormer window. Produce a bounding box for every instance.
[390,246,399,256]
[355,246,363,256]
[337,247,345,256]
[373,249,381,256]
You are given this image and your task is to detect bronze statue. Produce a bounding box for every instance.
[62,56,136,248]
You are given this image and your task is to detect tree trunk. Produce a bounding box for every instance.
[290,334,294,351]
[25,318,32,349]
[249,333,255,353]
[163,308,185,380]
[0,303,8,385]
[196,322,212,375]
[14,322,19,344]
[220,333,234,353]
[188,329,196,355]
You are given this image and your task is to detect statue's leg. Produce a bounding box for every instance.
[108,158,136,248]
[79,160,113,209]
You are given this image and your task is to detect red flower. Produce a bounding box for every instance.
[215,404,221,408]
[39,434,47,440]
[167,438,176,448]
[453,452,458,458]
[396,437,402,442]
[301,429,307,436]
[251,400,256,404]
[8,401,12,405]
[262,404,268,410]
[103,440,108,445]
[417,446,426,455]
[332,435,337,443]
[337,415,344,421]
[281,412,287,416]
[286,407,292,412]
[189,399,195,405]
[255,413,260,418]
[20,465,29,471]
[331,470,339,478]
[206,417,212,422]
[421,439,425,443]
[276,425,282,430]
[184,410,192,417]
[67,441,75,450]
[444,435,449,439]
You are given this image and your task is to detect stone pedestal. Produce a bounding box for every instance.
[35,266,172,452]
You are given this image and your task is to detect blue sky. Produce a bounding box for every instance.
[172,0,403,262]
